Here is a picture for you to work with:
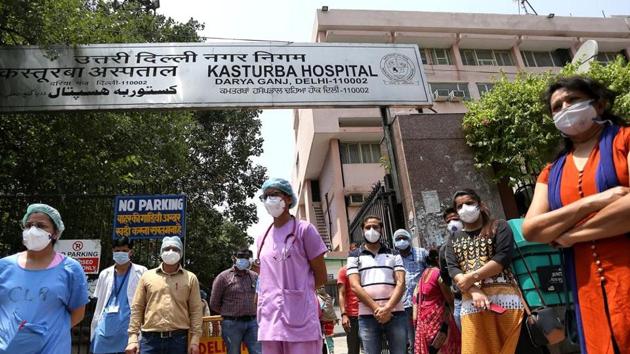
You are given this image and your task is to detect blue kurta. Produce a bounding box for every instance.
[0,254,89,354]
[91,268,132,353]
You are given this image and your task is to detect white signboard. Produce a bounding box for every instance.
[421,190,441,214]
[0,42,431,111]
[55,239,101,274]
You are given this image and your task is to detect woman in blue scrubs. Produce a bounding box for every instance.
[0,203,89,354]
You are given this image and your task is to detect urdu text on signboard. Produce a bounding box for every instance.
[0,43,431,111]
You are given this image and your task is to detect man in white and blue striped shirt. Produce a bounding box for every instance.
[347,215,407,354]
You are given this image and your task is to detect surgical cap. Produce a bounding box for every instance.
[393,229,411,240]
[21,203,65,236]
[262,177,297,208]
[161,236,183,252]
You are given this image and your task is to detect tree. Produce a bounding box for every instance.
[0,0,203,46]
[462,57,630,187]
[0,0,266,285]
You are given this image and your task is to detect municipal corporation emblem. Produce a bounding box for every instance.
[380,53,417,85]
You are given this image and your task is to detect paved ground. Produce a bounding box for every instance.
[332,332,349,354]
[330,306,350,354]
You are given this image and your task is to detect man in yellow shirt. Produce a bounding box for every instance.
[125,236,203,354]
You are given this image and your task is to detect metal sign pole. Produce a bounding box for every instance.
[380,106,401,204]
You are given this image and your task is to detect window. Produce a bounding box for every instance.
[495,50,515,66]
[477,83,494,96]
[597,52,624,64]
[430,48,453,65]
[420,48,453,65]
[460,49,515,66]
[340,143,381,164]
[429,82,471,100]
[348,194,366,205]
[521,51,563,67]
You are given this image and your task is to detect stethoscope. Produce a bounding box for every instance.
[256,215,297,262]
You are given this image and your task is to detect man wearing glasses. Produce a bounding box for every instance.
[255,177,328,354]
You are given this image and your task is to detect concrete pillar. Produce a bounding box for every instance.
[329,140,350,252]
[451,41,464,81]
[303,180,314,223]
[512,45,525,70]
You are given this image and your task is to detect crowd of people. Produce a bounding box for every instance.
[0,75,628,354]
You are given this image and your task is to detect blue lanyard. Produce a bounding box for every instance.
[108,265,131,304]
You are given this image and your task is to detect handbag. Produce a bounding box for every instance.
[514,244,565,347]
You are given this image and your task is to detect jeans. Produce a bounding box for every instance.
[404,307,414,353]
[346,316,361,354]
[140,332,187,354]
[221,318,261,354]
[453,298,462,331]
[359,311,407,354]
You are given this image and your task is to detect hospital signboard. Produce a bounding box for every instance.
[0,42,430,111]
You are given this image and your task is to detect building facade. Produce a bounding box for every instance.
[291,9,630,276]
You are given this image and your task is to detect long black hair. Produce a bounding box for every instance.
[426,249,440,267]
[544,76,626,159]
[452,189,495,238]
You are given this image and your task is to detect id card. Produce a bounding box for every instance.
[106,305,120,313]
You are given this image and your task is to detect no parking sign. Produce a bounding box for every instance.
[55,239,101,274]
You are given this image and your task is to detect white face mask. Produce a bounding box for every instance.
[458,204,481,224]
[161,250,181,265]
[264,196,286,218]
[22,226,52,251]
[553,100,598,136]
[364,228,381,243]
[113,251,130,265]
[447,220,464,233]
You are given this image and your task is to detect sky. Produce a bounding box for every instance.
[157,0,630,240]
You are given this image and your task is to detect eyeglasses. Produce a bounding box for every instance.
[22,222,52,230]
[258,191,284,202]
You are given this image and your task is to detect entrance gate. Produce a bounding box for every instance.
[0,42,431,353]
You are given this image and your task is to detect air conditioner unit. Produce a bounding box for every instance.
[448,90,466,102]
[432,89,449,102]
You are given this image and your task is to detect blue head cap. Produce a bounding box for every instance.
[261,177,297,208]
[21,203,65,236]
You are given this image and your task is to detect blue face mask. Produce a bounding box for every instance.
[113,251,130,265]
[395,239,410,250]
[235,258,250,270]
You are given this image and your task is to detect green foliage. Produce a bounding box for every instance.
[463,57,630,186]
[0,0,204,47]
[0,0,265,285]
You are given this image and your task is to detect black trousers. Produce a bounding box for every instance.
[347,316,361,354]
